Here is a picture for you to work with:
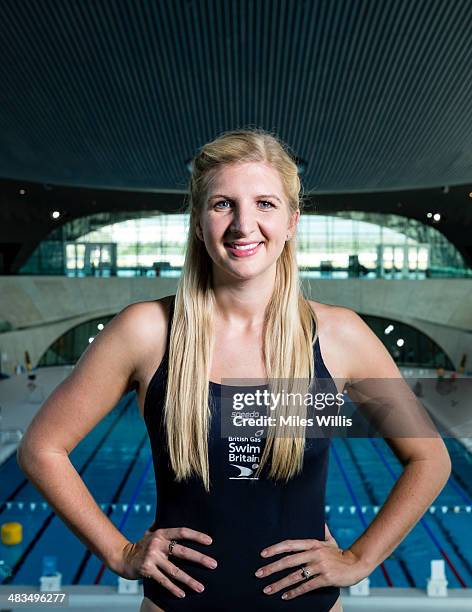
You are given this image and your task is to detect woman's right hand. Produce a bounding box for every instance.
[119,525,218,598]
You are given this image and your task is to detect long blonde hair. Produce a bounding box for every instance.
[164,128,318,491]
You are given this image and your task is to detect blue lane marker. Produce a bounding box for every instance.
[118,454,154,530]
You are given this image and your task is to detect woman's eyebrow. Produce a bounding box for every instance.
[256,194,282,203]
[208,193,282,203]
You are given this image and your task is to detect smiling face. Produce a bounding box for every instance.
[195,161,299,283]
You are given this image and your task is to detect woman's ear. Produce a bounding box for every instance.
[195,222,203,241]
[288,209,300,237]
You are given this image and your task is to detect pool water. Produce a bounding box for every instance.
[0,392,471,589]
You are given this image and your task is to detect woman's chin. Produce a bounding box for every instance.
[214,261,277,283]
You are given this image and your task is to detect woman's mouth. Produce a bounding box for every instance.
[224,241,264,257]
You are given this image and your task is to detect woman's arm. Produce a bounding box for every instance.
[338,309,452,573]
[16,301,166,575]
[255,307,452,600]
[346,436,451,574]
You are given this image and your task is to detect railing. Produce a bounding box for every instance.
[49,266,472,279]
[0,429,23,445]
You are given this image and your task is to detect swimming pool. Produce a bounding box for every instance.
[1,392,471,590]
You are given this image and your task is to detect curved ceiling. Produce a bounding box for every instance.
[1,0,472,192]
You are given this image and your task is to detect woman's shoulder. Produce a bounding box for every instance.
[118,296,174,360]
[307,299,402,380]
[306,300,361,381]
[307,299,360,336]
[120,295,173,328]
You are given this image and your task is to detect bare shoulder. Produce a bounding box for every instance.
[306,300,358,382]
[308,300,366,352]
[120,297,171,338]
[307,300,401,381]
[307,300,358,335]
[119,296,173,369]
[17,296,175,458]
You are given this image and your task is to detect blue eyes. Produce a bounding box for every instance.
[214,200,275,210]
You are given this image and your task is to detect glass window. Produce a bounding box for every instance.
[20,211,470,278]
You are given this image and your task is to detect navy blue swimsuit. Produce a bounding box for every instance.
[143,296,341,611]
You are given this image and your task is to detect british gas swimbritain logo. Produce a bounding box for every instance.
[227,435,263,480]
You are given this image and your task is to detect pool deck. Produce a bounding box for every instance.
[400,366,472,453]
[0,367,74,464]
[0,585,471,610]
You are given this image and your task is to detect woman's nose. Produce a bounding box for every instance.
[230,205,257,234]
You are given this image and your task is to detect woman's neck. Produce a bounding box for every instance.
[212,286,272,328]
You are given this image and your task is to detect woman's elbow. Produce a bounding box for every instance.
[438,436,452,471]
[16,441,35,474]
[441,446,452,481]
[16,440,56,474]
[430,443,452,489]
[407,441,452,489]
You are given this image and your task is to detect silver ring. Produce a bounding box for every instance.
[168,539,177,556]
[301,566,311,580]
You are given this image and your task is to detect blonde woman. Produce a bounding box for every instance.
[18,129,451,611]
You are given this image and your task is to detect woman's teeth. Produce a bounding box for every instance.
[231,242,261,250]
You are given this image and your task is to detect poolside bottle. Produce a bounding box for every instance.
[42,556,57,576]
[0,559,12,579]
[0,522,24,575]
[40,555,62,592]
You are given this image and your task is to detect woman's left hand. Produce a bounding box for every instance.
[255,524,369,600]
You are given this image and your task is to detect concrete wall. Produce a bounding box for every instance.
[0,276,471,374]
[305,278,472,369]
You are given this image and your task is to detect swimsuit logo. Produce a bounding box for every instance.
[228,438,261,480]
[230,464,254,477]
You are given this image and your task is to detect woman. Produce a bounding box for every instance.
[17,129,451,611]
